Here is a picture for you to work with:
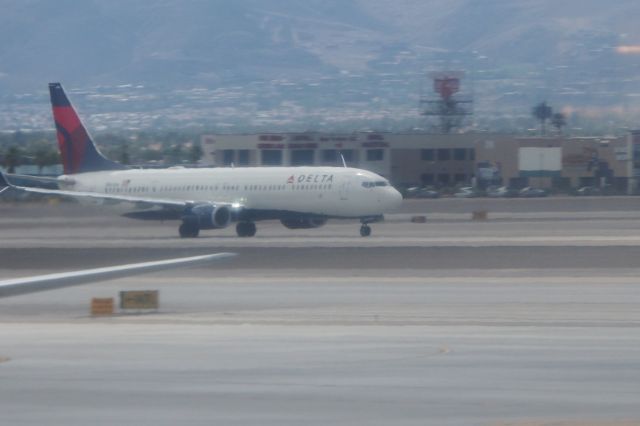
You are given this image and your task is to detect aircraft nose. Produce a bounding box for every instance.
[385,187,403,211]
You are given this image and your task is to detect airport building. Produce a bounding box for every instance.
[201,131,639,192]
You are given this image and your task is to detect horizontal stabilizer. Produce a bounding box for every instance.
[0,170,14,194]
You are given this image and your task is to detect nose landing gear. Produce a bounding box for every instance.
[359,215,382,237]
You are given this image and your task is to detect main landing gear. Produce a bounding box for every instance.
[236,222,257,237]
[179,219,200,238]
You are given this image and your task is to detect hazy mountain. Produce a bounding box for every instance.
[0,0,378,91]
[2,0,638,89]
[1,0,640,131]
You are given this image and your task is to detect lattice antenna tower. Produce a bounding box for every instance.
[420,71,473,133]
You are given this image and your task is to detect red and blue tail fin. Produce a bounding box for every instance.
[49,83,127,174]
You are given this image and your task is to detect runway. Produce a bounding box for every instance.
[1,198,640,425]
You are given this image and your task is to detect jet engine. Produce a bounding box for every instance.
[190,204,232,229]
[280,217,327,229]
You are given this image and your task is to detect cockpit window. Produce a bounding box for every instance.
[362,181,388,188]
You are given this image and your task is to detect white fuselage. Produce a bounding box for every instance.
[60,166,403,218]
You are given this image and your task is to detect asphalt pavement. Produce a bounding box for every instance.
[1,198,639,425]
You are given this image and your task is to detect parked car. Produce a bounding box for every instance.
[454,186,480,198]
[405,186,440,199]
[519,187,548,197]
[576,186,601,196]
[486,185,519,198]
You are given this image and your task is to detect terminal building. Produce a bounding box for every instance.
[200,131,640,193]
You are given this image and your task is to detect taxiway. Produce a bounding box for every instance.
[1,198,639,425]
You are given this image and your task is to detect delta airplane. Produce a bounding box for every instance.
[0,83,402,238]
[0,253,235,298]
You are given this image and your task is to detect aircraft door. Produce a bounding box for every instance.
[339,177,351,200]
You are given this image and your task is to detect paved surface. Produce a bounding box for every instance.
[1,199,640,425]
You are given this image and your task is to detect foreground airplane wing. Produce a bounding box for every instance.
[0,253,236,298]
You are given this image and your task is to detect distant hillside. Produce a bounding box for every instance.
[1,0,640,132]
[0,0,378,91]
[2,0,639,91]
[363,0,640,53]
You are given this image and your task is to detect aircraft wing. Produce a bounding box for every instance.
[5,173,61,185]
[0,252,236,298]
[1,170,198,209]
